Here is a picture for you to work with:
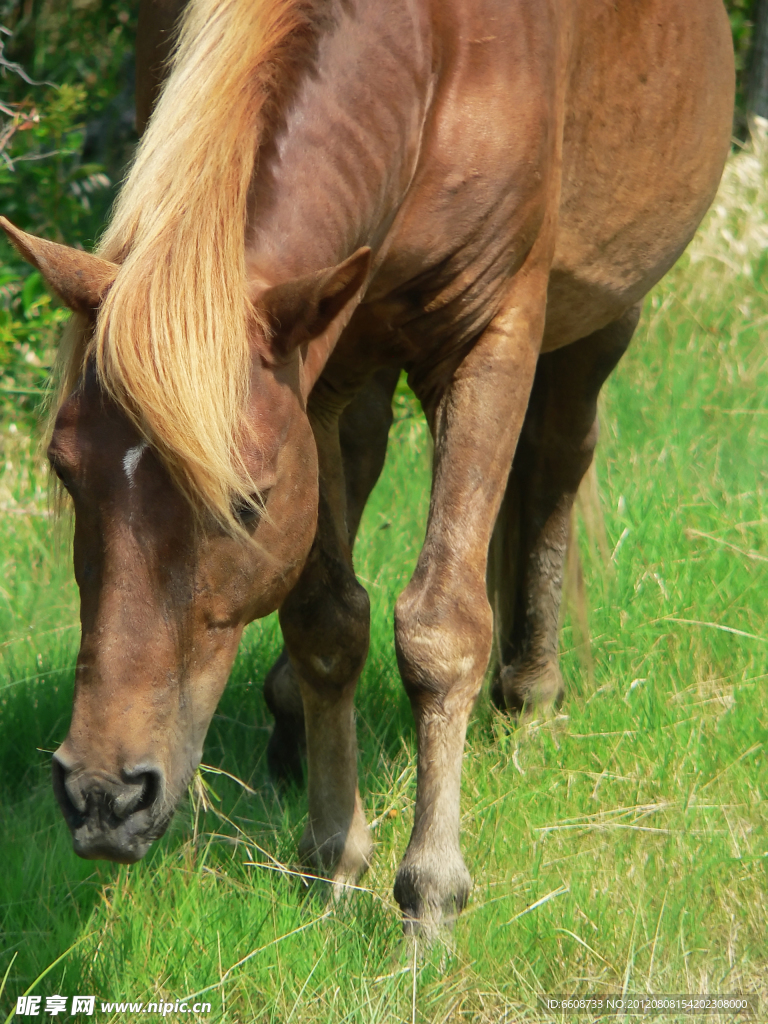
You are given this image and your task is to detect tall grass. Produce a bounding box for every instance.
[0,133,766,1022]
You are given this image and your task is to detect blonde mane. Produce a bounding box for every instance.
[58,0,322,527]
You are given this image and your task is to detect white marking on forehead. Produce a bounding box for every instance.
[123,441,148,485]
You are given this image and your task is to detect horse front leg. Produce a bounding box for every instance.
[393,280,546,935]
[265,368,399,786]
[278,386,386,890]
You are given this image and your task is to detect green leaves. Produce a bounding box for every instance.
[0,6,135,429]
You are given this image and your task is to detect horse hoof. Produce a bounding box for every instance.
[491,657,564,717]
[394,850,472,939]
[298,794,372,893]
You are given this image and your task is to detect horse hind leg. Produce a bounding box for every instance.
[264,367,399,787]
[489,304,640,716]
[263,650,305,785]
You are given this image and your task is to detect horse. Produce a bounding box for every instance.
[0,0,733,935]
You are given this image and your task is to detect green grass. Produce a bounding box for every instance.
[0,139,767,1023]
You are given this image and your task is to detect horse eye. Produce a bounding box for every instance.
[232,492,269,527]
[51,463,72,491]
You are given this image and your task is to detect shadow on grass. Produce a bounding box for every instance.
[0,604,418,1004]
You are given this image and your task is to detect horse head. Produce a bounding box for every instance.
[1,217,368,862]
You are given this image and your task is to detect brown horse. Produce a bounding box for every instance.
[1,0,733,934]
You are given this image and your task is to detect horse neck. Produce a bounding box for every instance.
[247,0,434,284]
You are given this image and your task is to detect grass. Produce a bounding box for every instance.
[0,135,767,1022]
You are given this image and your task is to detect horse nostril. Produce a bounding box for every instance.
[118,767,162,818]
[52,754,86,830]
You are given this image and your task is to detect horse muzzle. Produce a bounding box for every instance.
[52,750,169,863]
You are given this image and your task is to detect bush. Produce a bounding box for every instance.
[0,2,135,429]
[0,82,107,426]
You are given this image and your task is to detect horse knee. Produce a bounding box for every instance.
[280,554,370,695]
[394,573,493,705]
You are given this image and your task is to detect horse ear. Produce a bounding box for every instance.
[257,246,371,353]
[0,217,118,313]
